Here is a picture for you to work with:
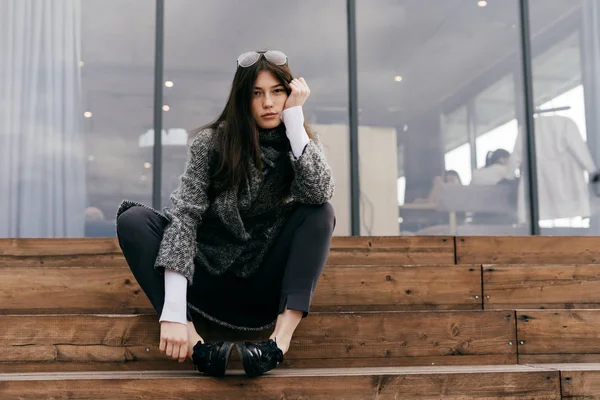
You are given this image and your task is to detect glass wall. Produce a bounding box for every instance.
[5,0,600,238]
[0,0,155,237]
[356,0,530,236]
[162,0,350,235]
[529,0,600,235]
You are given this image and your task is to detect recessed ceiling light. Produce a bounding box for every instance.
[140,175,148,181]
[87,155,95,162]
[165,81,174,88]
[84,111,92,118]
[79,61,85,67]
[394,75,403,82]
[162,105,170,112]
[144,162,151,169]
[477,0,487,7]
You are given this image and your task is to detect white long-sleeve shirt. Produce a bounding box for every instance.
[159,106,310,325]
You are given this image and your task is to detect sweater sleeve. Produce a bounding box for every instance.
[154,129,214,283]
[289,132,335,205]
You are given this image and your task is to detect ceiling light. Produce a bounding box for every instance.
[477,0,487,7]
[162,105,170,112]
[79,61,85,67]
[84,111,92,118]
[140,175,148,181]
[144,162,151,169]
[394,75,403,82]
[87,155,95,162]
[165,81,174,88]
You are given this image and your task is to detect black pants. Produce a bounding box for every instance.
[116,203,335,330]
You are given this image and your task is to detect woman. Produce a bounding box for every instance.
[116,50,335,378]
[471,148,512,185]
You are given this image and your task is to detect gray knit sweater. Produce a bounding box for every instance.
[116,125,334,283]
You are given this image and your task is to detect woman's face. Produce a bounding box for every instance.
[251,70,289,130]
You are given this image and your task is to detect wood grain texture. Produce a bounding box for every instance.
[0,236,456,266]
[0,369,560,400]
[0,264,481,314]
[327,236,455,265]
[1,355,518,373]
[0,238,122,257]
[456,236,600,264]
[561,370,600,399]
[0,266,153,314]
[483,264,600,310]
[520,354,600,364]
[0,311,516,369]
[516,310,600,363]
[313,265,481,311]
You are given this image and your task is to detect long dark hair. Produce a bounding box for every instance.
[485,149,510,167]
[191,55,314,195]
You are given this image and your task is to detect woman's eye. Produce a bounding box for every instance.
[274,89,284,94]
[254,91,262,96]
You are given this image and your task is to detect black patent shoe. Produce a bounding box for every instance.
[236,339,284,377]
[191,341,234,377]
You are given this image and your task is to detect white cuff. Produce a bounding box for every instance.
[159,269,188,325]
[281,106,310,158]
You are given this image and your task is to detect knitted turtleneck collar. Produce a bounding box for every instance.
[258,124,289,169]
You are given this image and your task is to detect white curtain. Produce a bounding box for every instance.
[1,0,86,237]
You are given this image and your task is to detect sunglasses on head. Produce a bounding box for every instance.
[237,50,288,68]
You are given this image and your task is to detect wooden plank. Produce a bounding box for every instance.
[0,311,516,370]
[0,368,561,399]
[483,264,600,310]
[1,355,518,373]
[517,310,600,363]
[0,238,122,256]
[456,236,600,265]
[0,236,453,254]
[520,354,600,364]
[313,265,481,311]
[328,236,455,265]
[0,266,153,314]
[561,370,600,399]
[0,236,456,266]
[0,265,481,314]
[0,254,126,269]
[1,361,190,373]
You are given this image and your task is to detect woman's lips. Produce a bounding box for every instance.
[262,113,278,119]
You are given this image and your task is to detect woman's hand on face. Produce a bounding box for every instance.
[159,321,189,363]
[284,77,310,110]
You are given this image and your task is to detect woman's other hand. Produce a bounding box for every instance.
[160,321,189,363]
[284,77,310,110]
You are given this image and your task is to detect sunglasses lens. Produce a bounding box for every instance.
[264,50,287,65]
[238,52,260,67]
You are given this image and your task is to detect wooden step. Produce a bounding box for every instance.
[314,264,480,311]
[0,237,475,314]
[517,310,600,363]
[0,263,481,314]
[0,236,455,266]
[456,236,600,264]
[483,264,600,309]
[551,363,600,400]
[0,366,561,399]
[0,311,516,372]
